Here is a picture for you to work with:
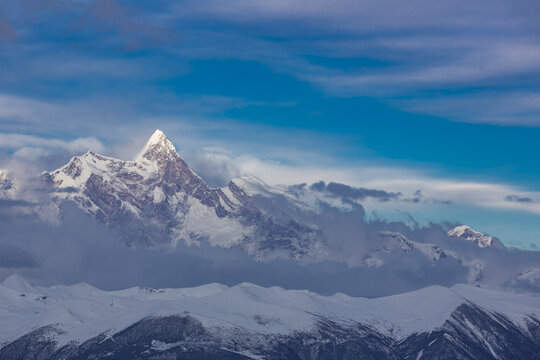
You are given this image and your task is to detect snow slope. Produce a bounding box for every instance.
[1,274,538,349]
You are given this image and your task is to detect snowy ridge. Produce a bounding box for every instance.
[0,274,538,350]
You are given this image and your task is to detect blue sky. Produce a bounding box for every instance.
[1,0,540,248]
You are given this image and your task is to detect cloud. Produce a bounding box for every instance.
[0,244,38,268]
[0,132,105,161]
[174,0,539,32]
[0,202,462,296]
[0,157,59,222]
[305,40,540,89]
[395,92,540,126]
[505,195,535,203]
[183,147,241,188]
[158,0,540,126]
[308,181,402,202]
[1,0,540,127]
[1,197,538,296]
[0,199,35,208]
[359,174,540,215]
[2,0,174,51]
[210,153,540,216]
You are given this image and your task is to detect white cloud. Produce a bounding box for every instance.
[394,92,540,126]
[220,153,540,215]
[174,0,534,31]
[0,133,105,160]
[0,94,58,124]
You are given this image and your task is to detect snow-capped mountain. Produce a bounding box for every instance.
[37,130,540,293]
[448,225,503,248]
[0,274,538,360]
[40,130,479,265]
[44,130,322,259]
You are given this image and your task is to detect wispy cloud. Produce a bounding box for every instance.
[394,92,540,126]
[505,195,536,203]
[163,0,540,126]
[2,0,540,126]
[0,133,105,159]
[177,144,540,216]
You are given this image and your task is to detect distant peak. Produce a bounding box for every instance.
[448,225,472,237]
[448,225,495,248]
[1,273,35,293]
[136,129,179,162]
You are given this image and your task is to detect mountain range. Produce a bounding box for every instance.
[0,274,538,360]
[31,130,537,292]
[1,130,540,359]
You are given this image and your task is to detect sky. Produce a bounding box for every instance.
[1,0,540,249]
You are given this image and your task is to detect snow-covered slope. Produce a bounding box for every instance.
[0,275,538,359]
[44,130,321,259]
[448,225,503,248]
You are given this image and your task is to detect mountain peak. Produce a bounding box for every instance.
[136,129,179,162]
[448,225,496,248]
[1,273,35,293]
[147,129,168,144]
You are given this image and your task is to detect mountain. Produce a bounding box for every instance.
[39,130,475,264]
[44,130,322,259]
[42,129,467,264]
[448,225,504,249]
[39,130,540,293]
[0,275,538,360]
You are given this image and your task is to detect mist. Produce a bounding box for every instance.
[2,200,535,297]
